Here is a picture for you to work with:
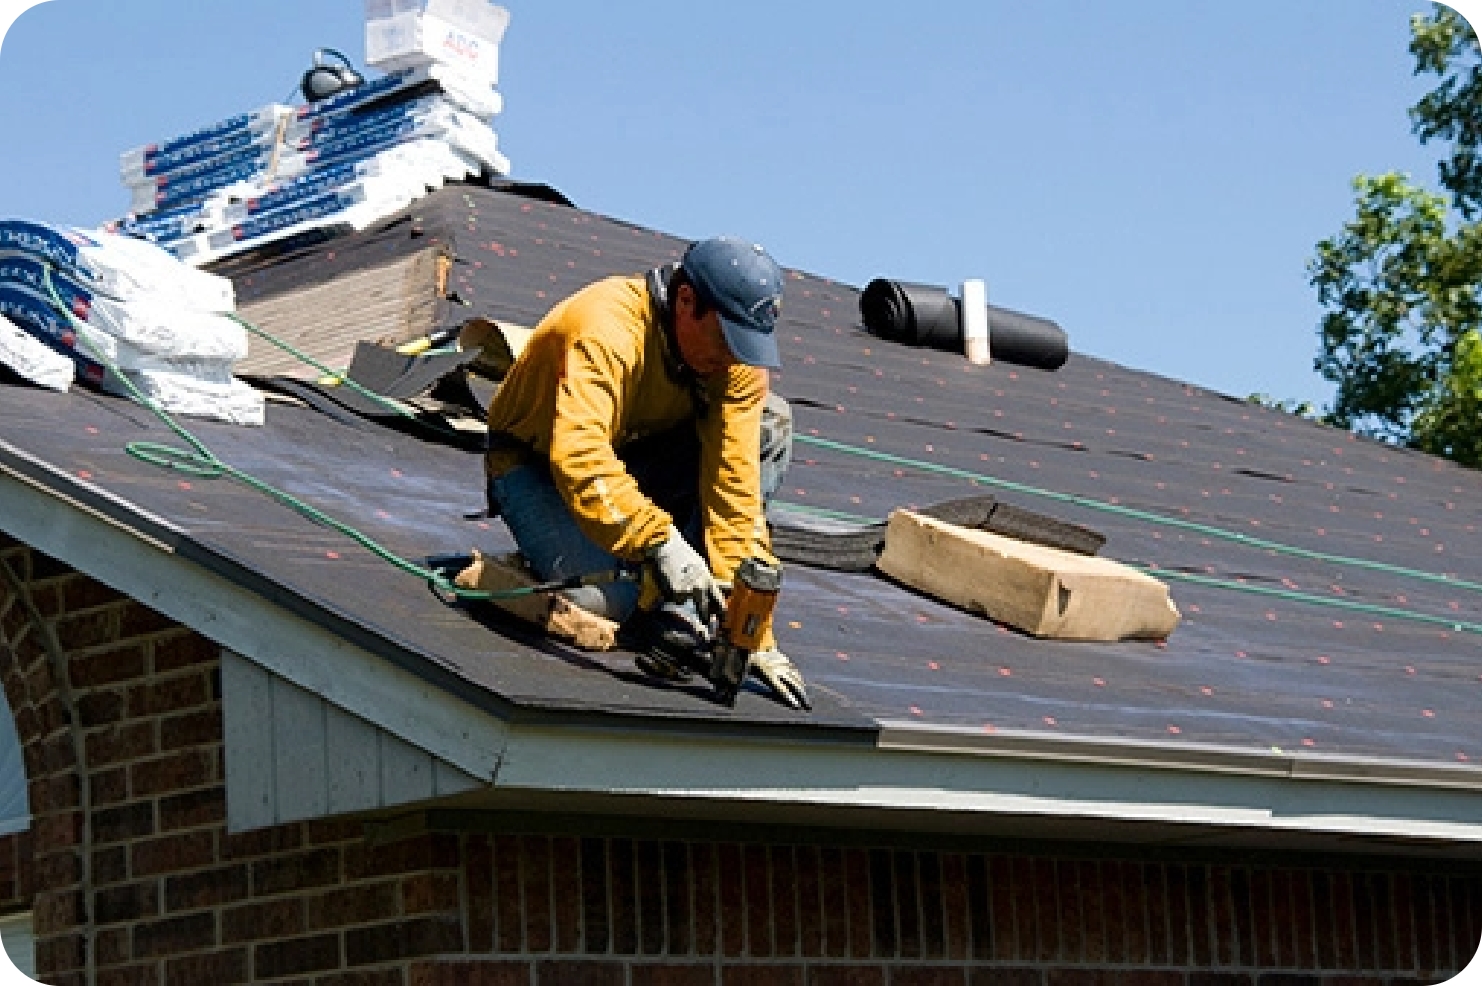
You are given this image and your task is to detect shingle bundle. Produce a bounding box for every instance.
[112,60,510,268]
[0,220,264,425]
[0,312,73,393]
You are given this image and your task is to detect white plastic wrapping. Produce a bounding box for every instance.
[119,104,292,177]
[119,126,281,184]
[425,63,503,119]
[0,312,73,392]
[0,221,235,310]
[366,1,509,83]
[168,164,472,267]
[128,102,506,217]
[72,316,246,368]
[87,230,235,309]
[105,368,265,427]
[366,0,510,38]
[162,133,489,267]
[437,107,509,174]
[112,49,510,270]
[0,218,263,426]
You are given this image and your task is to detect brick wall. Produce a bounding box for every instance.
[0,536,1477,985]
[0,827,35,917]
[422,834,1480,986]
[0,538,475,986]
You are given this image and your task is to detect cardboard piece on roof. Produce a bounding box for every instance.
[459,316,531,378]
[454,549,617,651]
[877,510,1180,642]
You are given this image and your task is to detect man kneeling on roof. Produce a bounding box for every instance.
[483,236,809,710]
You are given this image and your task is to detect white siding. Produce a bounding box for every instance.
[221,652,481,832]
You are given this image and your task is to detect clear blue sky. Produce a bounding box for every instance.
[0,0,1474,410]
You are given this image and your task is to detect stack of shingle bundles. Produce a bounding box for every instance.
[118,104,294,218]
[0,220,265,425]
[112,61,509,267]
[123,141,473,249]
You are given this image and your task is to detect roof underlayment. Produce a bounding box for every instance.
[1,181,1480,843]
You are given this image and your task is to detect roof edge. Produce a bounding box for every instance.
[0,443,510,779]
[0,437,872,752]
[877,721,1482,793]
[482,721,1482,852]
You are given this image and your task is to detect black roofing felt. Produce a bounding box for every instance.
[0,382,869,732]
[5,182,1482,763]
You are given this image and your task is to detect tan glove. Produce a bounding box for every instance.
[750,649,810,711]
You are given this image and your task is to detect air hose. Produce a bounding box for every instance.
[38,265,615,604]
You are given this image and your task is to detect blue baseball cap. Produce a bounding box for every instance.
[681,237,784,369]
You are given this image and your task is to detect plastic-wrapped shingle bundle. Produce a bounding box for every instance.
[365,0,509,85]
[0,220,264,425]
[113,58,510,267]
[0,312,73,392]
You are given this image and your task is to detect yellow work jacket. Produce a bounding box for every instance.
[484,274,777,645]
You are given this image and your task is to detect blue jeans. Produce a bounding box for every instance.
[488,396,792,621]
[488,463,644,620]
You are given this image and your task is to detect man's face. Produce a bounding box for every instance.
[674,283,738,377]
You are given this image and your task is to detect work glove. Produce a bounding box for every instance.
[750,649,811,711]
[631,602,711,681]
[647,525,726,622]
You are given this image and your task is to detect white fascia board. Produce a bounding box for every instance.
[0,447,507,782]
[877,721,1482,792]
[492,723,1482,845]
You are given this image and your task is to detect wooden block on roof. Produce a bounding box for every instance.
[876,510,1180,642]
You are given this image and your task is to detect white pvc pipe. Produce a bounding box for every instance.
[961,278,990,365]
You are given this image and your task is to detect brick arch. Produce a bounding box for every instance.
[0,541,94,983]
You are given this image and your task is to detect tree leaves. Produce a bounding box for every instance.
[1409,5,1482,217]
[1309,4,1482,466]
[1413,328,1482,466]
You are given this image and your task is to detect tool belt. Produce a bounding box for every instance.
[484,429,538,480]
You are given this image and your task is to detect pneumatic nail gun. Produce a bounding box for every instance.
[637,556,783,706]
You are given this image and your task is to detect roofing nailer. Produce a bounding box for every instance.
[638,556,782,707]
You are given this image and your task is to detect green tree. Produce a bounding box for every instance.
[1308,3,1482,467]
[1411,4,1482,215]
[1412,327,1482,463]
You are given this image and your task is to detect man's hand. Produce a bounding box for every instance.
[647,525,726,621]
[750,649,810,711]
